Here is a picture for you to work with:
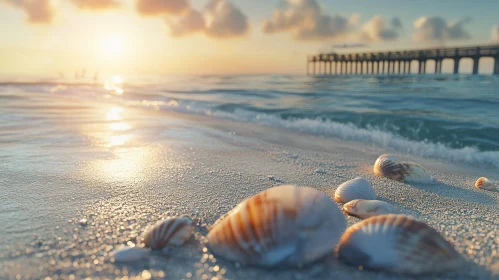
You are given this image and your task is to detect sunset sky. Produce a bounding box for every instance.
[1,0,499,76]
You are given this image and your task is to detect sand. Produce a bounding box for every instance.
[1,108,499,280]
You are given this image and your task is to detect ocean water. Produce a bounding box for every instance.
[1,74,499,167]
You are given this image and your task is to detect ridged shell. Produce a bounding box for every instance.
[142,217,194,249]
[475,177,495,190]
[334,178,376,203]
[111,246,149,263]
[207,185,346,267]
[343,199,398,219]
[373,154,433,183]
[337,214,463,275]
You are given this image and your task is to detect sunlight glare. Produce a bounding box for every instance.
[106,107,124,121]
[104,75,125,95]
[109,122,131,131]
[109,135,131,147]
[102,35,124,58]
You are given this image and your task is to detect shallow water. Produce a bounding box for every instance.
[1,74,498,167]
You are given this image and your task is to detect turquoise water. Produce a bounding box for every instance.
[1,74,498,167]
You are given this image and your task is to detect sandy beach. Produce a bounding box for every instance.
[2,104,498,280]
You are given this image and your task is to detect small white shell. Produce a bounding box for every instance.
[337,214,463,275]
[142,217,194,249]
[111,246,149,263]
[343,199,398,219]
[373,154,433,183]
[334,178,376,203]
[207,185,346,267]
[475,177,495,190]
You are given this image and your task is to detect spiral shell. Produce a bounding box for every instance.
[207,185,346,267]
[343,199,398,219]
[475,177,495,190]
[111,246,149,263]
[142,217,194,250]
[334,178,376,203]
[373,154,433,183]
[337,214,463,275]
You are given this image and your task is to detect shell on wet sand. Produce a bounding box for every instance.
[337,214,463,275]
[142,217,194,250]
[343,199,398,219]
[475,177,495,190]
[207,185,347,267]
[111,246,149,263]
[373,154,433,183]
[334,178,376,203]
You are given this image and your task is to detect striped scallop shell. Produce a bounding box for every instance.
[142,217,194,249]
[343,199,398,219]
[207,185,346,267]
[374,154,433,183]
[475,177,495,190]
[111,246,149,263]
[334,178,376,203]
[337,214,463,275]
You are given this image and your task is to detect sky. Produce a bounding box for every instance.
[1,0,499,76]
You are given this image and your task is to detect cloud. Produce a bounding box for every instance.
[70,0,120,10]
[360,15,400,41]
[166,0,248,39]
[203,0,248,38]
[136,0,189,16]
[413,16,471,41]
[491,25,499,43]
[262,0,354,40]
[4,0,56,24]
[262,0,399,43]
[167,8,205,37]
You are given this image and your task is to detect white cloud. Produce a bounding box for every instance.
[413,16,471,41]
[136,0,189,16]
[360,15,400,42]
[70,0,120,10]
[4,0,56,24]
[262,0,399,42]
[166,0,249,39]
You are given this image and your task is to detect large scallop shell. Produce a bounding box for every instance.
[142,217,194,249]
[475,177,495,190]
[337,214,463,275]
[207,185,347,267]
[373,154,433,183]
[343,199,398,219]
[111,246,149,263]
[334,178,376,203]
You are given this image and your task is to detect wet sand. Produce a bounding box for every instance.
[1,108,499,280]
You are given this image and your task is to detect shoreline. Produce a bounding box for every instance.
[1,109,499,279]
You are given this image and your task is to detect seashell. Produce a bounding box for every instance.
[142,217,194,249]
[475,177,495,190]
[337,214,463,275]
[111,246,149,263]
[334,178,376,203]
[373,154,433,183]
[343,199,398,219]
[79,218,87,226]
[207,185,346,267]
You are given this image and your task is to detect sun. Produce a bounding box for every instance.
[102,35,124,59]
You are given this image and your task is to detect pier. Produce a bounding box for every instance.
[307,45,499,75]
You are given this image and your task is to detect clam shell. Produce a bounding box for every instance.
[337,214,463,275]
[475,177,495,190]
[111,246,149,263]
[343,199,398,219]
[373,154,433,183]
[207,185,346,267]
[142,217,194,249]
[334,178,376,203]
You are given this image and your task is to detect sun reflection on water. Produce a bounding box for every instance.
[104,75,124,95]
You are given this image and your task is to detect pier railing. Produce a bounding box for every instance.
[307,45,499,75]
